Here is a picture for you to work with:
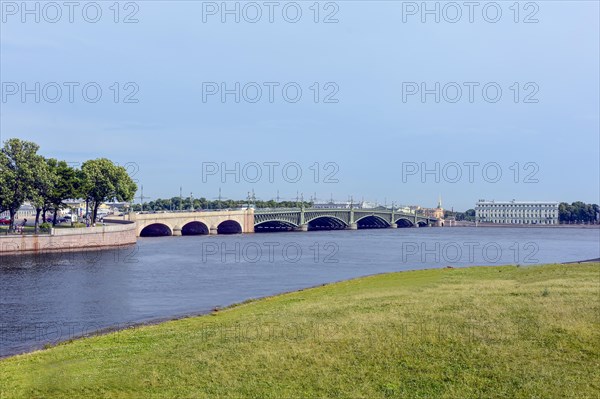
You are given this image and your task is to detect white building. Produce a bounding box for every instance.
[0,202,36,219]
[312,201,378,209]
[313,201,352,209]
[358,201,378,209]
[475,200,559,225]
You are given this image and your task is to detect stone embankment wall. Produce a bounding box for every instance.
[0,223,137,255]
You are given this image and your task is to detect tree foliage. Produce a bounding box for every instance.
[0,138,138,231]
[46,158,81,225]
[81,158,137,222]
[131,197,312,212]
[0,139,40,231]
[558,202,599,223]
[29,155,56,232]
[444,209,476,222]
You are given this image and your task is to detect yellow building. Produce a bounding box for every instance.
[418,197,444,219]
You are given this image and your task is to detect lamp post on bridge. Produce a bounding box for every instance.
[246,190,256,210]
[348,196,357,230]
[179,186,183,212]
[295,193,307,232]
[136,185,150,213]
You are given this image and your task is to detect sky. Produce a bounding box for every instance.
[1,1,599,210]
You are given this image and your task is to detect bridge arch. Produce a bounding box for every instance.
[254,219,298,232]
[140,223,172,237]
[394,218,415,228]
[306,215,348,231]
[355,215,391,229]
[182,221,209,236]
[416,220,429,227]
[217,220,243,234]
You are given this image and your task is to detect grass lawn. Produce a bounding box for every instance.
[0,226,39,234]
[53,222,87,228]
[0,223,96,233]
[1,263,598,398]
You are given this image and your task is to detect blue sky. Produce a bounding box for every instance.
[1,1,598,210]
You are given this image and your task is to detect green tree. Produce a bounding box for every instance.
[46,159,82,226]
[0,139,40,232]
[29,155,56,233]
[559,202,600,224]
[81,159,137,223]
[464,209,476,221]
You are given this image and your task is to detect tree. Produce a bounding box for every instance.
[46,159,82,226]
[0,139,40,232]
[0,166,10,215]
[443,209,475,222]
[28,155,56,233]
[81,159,137,223]
[559,202,600,224]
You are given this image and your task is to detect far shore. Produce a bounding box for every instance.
[451,223,599,229]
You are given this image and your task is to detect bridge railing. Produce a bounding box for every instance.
[132,207,426,218]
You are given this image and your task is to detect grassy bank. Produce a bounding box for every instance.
[1,263,599,398]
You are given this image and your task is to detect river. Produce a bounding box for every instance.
[1,227,599,357]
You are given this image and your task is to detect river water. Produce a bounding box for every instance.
[1,227,598,357]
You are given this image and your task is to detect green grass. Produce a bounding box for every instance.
[1,263,599,398]
[0,226,53,235]
[53,222,87,228]
[0,223,94,233]
[0,226,37,233]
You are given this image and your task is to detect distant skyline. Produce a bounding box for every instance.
[1,1,599,210]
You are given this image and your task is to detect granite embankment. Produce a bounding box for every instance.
[0,223,136,255]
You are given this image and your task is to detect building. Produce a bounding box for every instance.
[60,200,129,217]
[395,206,414,214]
[475,200,559,225]
[313,201,352,209]
[62,199,86,217]
[0,202,35,219]
[411,197,444,219]
[0,200,129,220]
[312,201,381,209]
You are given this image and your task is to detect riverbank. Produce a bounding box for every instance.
[0,222,136,255]
[1,262,598,398]
[452,222,600,229]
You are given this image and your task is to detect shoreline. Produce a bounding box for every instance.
[562,257,600,264]
[451,223,600,229]
[2,259,598,360]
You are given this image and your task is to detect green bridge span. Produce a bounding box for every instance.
[254,207,439,232]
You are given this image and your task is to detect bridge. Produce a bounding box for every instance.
[123,207,439,237]
[254,207,437,231]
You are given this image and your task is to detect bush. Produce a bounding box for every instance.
[40,222,51,232]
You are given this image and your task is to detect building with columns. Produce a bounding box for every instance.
[475,200,559,225]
